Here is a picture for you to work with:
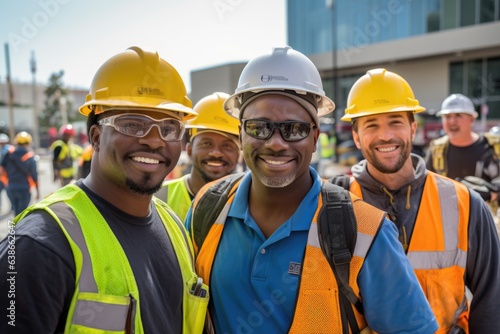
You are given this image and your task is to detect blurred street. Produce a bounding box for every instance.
[0,153,60,239]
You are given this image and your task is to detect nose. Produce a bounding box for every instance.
[138,124,166,148]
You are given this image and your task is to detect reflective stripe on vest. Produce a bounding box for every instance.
[350,173,470,333]
[193,180,385,333]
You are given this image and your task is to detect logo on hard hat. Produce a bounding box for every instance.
[261,74,289,82]
[137,86,164,96]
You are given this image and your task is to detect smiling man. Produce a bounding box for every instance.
[338,68,500,333]
[0,47,208,333]
[155,92,240,221]
[185,47,437,333]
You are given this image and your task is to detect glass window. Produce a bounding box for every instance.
[467,60,483,98]
[444,0,458,29]
[450,62,464,93]
[487,99,500,119]
[461,0,477,26]
[480,0,496,23]
[486,57,500,96]
[426,0,441,32]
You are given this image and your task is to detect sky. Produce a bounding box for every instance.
[0,0,287,92]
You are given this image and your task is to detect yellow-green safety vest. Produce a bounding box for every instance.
[15,185,208,333]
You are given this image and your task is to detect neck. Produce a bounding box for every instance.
[367,158,415,191]
[448,132,479,147]
[248,172,312,238]
[83,176,152,218]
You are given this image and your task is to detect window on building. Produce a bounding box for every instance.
[450,57,500,119]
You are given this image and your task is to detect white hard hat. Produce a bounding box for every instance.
[436,94,478,118]
[224,46,335,121]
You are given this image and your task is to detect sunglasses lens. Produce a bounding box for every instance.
[286,122,311,141]
[244,120,311,142]
[244,120,272,139]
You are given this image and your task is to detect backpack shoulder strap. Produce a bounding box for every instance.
[329,174,351,190]
[483,132,500,160]
[192,172,246,250]
[317,181,361,334]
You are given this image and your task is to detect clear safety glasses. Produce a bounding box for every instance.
[98,113,185,141]
[242,119,315,142]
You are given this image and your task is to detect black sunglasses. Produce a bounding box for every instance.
[242,119,315,142]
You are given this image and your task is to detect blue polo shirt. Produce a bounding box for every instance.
[185,169,437,334]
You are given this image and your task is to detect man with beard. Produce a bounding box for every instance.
[0,47,208,333]
[338,68,500,333]
[186,47,437,333]
[155,92,240,221]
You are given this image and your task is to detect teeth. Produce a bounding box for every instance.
[207,162,223,167]
[132,157,159,164]
[378,146,397,152]
[266,160,285,165]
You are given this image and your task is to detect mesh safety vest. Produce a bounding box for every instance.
[191,179,385,333]
[15,185,208,334]
[349,173,470,333]
[155,175,192,222]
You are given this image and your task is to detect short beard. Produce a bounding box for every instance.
[125,174,163,195]
[254,169,296,188]
[363,139,410,174]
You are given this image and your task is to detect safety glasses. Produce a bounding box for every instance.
[242,119,315,142]
[98,113,185,141]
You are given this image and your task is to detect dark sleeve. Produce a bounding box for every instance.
[53,146,62,167]
[0,211,75,333]
[466,190,500,332]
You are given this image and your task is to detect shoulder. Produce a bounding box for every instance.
[11,210,75,269]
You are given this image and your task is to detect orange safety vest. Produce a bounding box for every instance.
[350,173,470,333]
[1,149,36,189]
[193,179,385,333]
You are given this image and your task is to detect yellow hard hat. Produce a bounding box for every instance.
[342,68,425,122]
[187,92,240,137]
[79,46,196,121]
[15,131,32,145]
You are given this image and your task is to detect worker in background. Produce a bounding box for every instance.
[78,143,94,179]
[0,131,39,215]
[426,93,500,211]
[51,124,82,186]
[0,134,13,211]
[155,92,240,221]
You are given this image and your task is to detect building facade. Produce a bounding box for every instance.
[288,0,500,140]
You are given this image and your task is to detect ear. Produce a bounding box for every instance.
[186,142,193,158]
[312,127,320,152]
[352,130,361,149]
[89,124,101,152]
[411,118,418,141]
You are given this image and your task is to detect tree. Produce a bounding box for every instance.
[40,70,73,128]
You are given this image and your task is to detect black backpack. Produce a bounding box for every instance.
[191,172,364,333]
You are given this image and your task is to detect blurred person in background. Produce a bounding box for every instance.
[0,134,13,211]
[50,124,82,186]
[78,143,94,179]
[0,131,39,215]
[426,94,500,214]
[155,92,240,221]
